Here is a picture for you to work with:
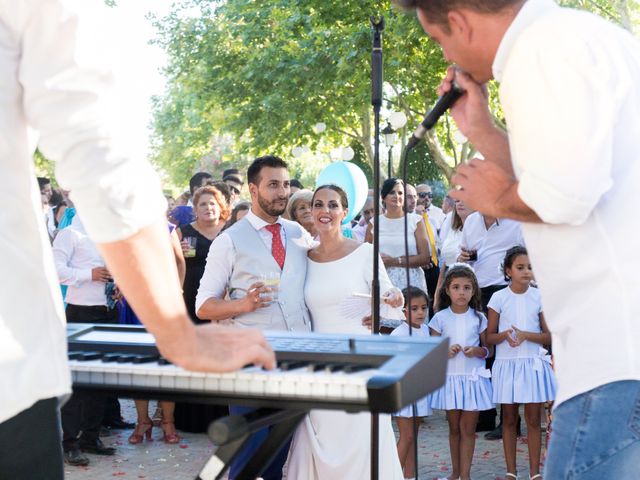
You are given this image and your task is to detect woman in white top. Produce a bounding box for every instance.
[434,199,475,311]
[285,184,404,480]
[365,178,429,329]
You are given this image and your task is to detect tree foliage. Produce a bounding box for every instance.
[151,0,638,187]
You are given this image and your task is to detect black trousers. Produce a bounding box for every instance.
[63,304,118,449]
[0,397,63,480]
[423,264,440,318]
[61,391,107,449]
[65,303,118,324]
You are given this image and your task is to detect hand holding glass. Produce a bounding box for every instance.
[259,272,280,303]
[183,237,197,258]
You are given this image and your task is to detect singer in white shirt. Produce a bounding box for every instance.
[398,0,640,476]
[0,1,274,477]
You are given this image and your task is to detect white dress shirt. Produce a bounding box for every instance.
[425,204,446,232]
[461,213,524,288]
[0,0,166,423]
[52,216,107,306]
[195,210,315,311]
[493,0,640,405]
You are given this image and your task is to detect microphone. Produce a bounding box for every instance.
[406,84,464,149]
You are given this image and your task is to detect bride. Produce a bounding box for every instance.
[285,184,404,480]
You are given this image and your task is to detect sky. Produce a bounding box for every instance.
[108,0,174,162]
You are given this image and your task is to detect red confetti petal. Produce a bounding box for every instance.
[179,444,189,449]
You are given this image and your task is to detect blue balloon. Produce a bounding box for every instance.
[316,161,368,224]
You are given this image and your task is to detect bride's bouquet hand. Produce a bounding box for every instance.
[382,288,403,308]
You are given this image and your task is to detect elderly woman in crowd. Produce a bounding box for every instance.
[285,188,317,238]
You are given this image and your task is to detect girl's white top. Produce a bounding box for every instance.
[429,307,487,375]
[488,286,544,360]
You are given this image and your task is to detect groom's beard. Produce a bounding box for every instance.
[257,193,287,217]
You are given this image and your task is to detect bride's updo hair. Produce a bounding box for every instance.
[312,184,349,211]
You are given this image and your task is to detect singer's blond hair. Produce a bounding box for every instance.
[392,0,522,32]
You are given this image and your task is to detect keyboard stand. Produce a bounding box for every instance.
[196,408,307,480]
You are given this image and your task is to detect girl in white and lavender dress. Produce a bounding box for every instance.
[429,264,493,480]
[391,287,433,480]
[486,246,556,480]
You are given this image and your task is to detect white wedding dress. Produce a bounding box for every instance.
[285,243,404,480]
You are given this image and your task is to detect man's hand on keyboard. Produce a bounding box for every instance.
[159,323,276,372]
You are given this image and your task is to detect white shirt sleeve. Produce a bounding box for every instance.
[363,244,397,297]
[503,33,615,225]
[52,229,92,287]
[427,312,442,334]
[478,311,488,334]
[487,289,503,314]
[16,0,166,243]
[195,233,235,314]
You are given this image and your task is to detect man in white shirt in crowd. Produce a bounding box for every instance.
[351,196,375,243]
[52,215,118,465]
[396,0,640,476]
[0,2,274,478]
[196,155,313,480]
[459,212,524,309]
[417,183,446,231]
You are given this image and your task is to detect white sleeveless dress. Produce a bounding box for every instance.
[284,243,403,480]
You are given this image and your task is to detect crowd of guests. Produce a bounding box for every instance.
[41,156,556,480]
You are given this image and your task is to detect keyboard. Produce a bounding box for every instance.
[67,323,448,413]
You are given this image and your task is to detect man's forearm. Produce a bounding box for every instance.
[197,297,247,322]
[96,217,196,362]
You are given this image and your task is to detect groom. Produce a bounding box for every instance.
[196,155,314,480]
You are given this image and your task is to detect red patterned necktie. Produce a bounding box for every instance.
[265,223,286,269]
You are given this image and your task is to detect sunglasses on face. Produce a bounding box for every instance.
[363,209,374,215]
[418,192,433,198]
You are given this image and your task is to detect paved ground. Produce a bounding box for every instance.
[65,400,548,480]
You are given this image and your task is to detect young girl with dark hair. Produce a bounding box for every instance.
[429,264,493,480]
[391,287,432,480]
[486,246,556,480]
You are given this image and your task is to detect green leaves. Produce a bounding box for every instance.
[150,0,638,186]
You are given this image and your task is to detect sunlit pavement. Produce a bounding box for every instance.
[64,400,546,480]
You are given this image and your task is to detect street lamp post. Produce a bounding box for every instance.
[381,122,397,178]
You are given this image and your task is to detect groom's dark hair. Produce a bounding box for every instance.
[247,155,288,186]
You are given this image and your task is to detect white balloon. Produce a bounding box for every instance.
[313,122,327,134]
[341,146,355,161]
[292,146,304,158]
[330,148,342,160]
[389,111,408,130]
